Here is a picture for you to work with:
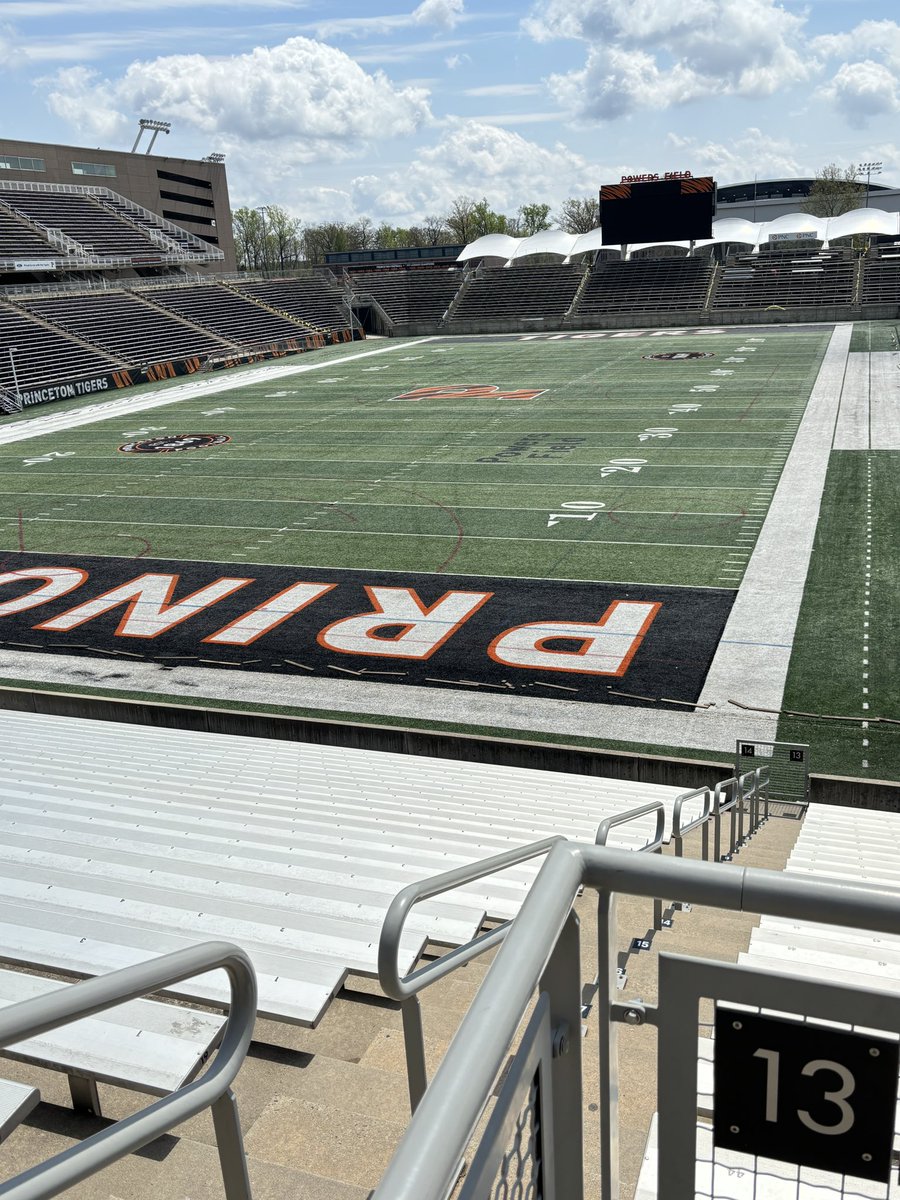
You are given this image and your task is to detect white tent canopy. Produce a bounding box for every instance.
[456,207,900,264]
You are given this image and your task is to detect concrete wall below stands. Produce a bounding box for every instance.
[0,684,896,811]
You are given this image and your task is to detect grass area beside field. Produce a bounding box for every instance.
[848,321,900,352]
[778,450,900,778]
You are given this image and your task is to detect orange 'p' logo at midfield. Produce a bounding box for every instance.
[388,384,547,402]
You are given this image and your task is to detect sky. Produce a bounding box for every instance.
[2,0,899,227]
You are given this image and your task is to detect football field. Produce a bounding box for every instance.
[1,325,897,780]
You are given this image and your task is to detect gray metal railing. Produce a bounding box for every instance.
[379,799,685,1113]
[597,800,667,928]
[379,836,564,1112]
[0,942,257,1200]
[372,842,900,1200]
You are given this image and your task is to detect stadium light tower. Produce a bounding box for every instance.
[255,205,271,274]
[132,118,171,155]
[857,161,882,207]
[202,153,226,163]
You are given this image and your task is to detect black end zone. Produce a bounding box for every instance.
[0,552,735,708]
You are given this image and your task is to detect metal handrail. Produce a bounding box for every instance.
[0,942,257,1200]
[712,775,739,861]
[380,801,675,1111]
[379,836,563,1111]
[379,836,563,1004]
[372,842,900,1200]
[595,800,666,853]
[671,787,713,860]
[596,800,667,929]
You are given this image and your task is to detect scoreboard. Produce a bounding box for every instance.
[599,173,716,244]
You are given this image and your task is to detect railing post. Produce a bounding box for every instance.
[211,1088,253,1200]
[539,908,584,1200]
[597,889,619,1200]
[401,996,429,1113]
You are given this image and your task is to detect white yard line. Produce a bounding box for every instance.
[0,339,432,448]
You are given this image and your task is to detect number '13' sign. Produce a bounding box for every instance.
[713,1009,899,1181]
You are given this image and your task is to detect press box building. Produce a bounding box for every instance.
[0,136,237,272]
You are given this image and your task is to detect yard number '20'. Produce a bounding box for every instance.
[753,1048,856,1134]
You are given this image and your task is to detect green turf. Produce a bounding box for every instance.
[849,321,900,352]
[778,450,900,779]
[1,330,829,587]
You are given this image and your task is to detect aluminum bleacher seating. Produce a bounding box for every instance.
[233,276,348,332]
[0,708,688,1030]
[351,267,463,325]
[0,300,119,391]
[861,250,900,306]
[572,256,713,315]
[450,263,581,322]
[0,206,56,261]
[19,289,230,365]
[713,249,856,309]
[0,189,162,259]
[0,1078,39,1143]
[145,281,317,348]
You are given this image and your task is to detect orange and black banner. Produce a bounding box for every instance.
[14,328,364,409]
[17,355,206,408]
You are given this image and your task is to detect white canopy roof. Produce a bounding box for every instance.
[456,207,900,264]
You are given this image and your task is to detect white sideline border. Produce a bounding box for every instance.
[0,327,852,755]
[0,338,432,448]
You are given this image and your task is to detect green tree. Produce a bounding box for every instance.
[801,164,865,217]
[555,196,600,234]
[517,202,552,235]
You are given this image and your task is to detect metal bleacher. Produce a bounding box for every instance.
[449,263,582,323]
[145,280,319,349]
[18,289,231,364]
[0,708,689,1032]
[233,275,348,332]
[0,299,120,391]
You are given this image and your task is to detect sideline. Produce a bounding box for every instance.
[0,338,432,448]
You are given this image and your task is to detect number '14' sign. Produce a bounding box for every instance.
[713,1008,898,1181]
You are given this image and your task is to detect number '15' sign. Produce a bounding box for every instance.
[713,1009,899,1181]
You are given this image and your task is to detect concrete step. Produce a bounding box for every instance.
[244,1094,408,1190]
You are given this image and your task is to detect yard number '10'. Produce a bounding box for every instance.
[753,1048,856,1134]
[547,501,606,529]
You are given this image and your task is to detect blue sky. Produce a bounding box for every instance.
[2,0,899,225]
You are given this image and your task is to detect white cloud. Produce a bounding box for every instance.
[350,119,597,219]
[524,0,815,120]
[812,22,900,71]
[412,0,464,31]
[819,60,900,128]
[312,0,465,40]
[44,36,431,156]
[666,127,801,182]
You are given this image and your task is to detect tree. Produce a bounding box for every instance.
[517,202,552,236]
[555,196,600,235]
[801,164,865,217]
[445,196,478,243]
